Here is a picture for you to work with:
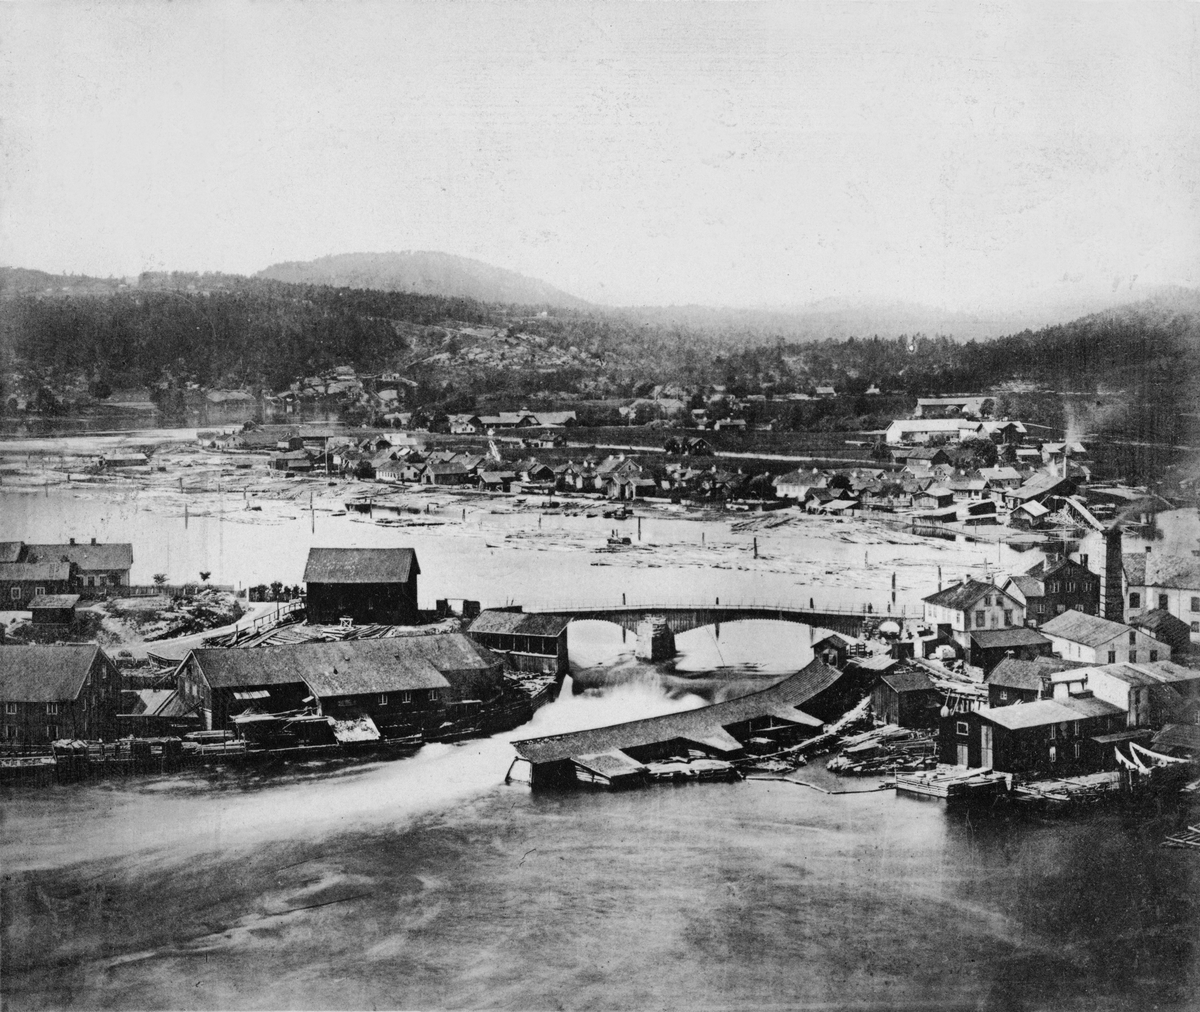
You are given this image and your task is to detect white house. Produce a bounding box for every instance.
[1039,611,1168,666]
[1049,660,1200,729]
[885,419,979,445]
[922,579,1026,655]
[1125,553,1200,644]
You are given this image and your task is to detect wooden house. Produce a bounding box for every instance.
[939,693,1125,773]
[0,645,121,745]
[922,580,1025,656]
[303,547,420,625]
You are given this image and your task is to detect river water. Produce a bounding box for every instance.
[3,489,1200,1009]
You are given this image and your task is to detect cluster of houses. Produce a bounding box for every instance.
[844,549,1200,778]
[0,547,526,747]
[770,453,1081,527]
[0,540,133,612]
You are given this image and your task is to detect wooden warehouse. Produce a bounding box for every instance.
[467,610,570,676]
[174,634,503,734]
[303,547,420,625]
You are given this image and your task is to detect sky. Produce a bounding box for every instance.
[2,2,1198,311]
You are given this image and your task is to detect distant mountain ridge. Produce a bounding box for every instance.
[257,251,590,310]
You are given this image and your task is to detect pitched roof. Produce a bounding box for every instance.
[979,695,1122,730]
[0,542,23,564]
[0,645,103,702]
[303,547,419,584]
[879,670,935,693]
[1130,609,1191,635]
[29,594,80,609]
[1005,575,1044,599]
[922,579,1002,611]
[1040,610,1134,648]
[24,542,133,571]
[1008,473,1074,502]
[1152,723,1200,753]
[1143,555,1200,592]
[0,561,71,582]
[512,659,840,763]
[986,655,1083,692]
[969,627,1051,650]
[468,610,571,637]
[1123,553,1147,586]
[186,635,498,694]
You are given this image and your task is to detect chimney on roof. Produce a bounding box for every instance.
[69,538,75,545]
[1146,545,1152,554]
[90,537,96,545]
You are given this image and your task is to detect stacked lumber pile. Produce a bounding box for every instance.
[826,724,937,775]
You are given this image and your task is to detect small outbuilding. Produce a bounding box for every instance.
[28,593,80,626]
[870,668,940,728]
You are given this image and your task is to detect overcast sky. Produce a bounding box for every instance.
[2,2,1197,310]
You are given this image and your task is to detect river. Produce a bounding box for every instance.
[2,488,1199,1009]
[3,675,1198,1010]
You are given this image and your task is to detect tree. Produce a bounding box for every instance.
[958,435,998,469]
[270,580,284,601]
[199,571,211,583]
[870,440,892,462]
[152,573,167,587]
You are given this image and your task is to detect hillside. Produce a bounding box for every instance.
[258,251,590,310]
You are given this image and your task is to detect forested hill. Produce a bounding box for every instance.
[258,251,590,310]
[1,266,1198,430]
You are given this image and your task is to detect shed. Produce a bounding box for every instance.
[28,593,80,625]
[871,668,939,728]
[468,610,571,676]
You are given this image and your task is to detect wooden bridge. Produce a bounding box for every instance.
[521,598,919,637]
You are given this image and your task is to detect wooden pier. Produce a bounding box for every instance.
[894,765,1009,802]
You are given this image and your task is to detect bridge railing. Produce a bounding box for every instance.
[520,598,920,617]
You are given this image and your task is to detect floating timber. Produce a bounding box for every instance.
[1161,825,1200,851]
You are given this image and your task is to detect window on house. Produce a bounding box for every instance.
[377,694,388,706]
[1192,622,1199,634]
[1073,742,1081,759]
[87,576,95,587]
[1073,721,1080,736]
[428,689,440,701]
[1049,744,1057,762]
[35,586,44,597]
[1108,650,1116,663]
[4,703,16,715]
[1049,723,1057,740]
[45,703,58,715]
[1150,650,1158,662]
[1068,582,1075,593]
[1129,592,1140,608]
[1192,597,1200,612]
[1129,631,1137,644]
[956,721,969,736]
[4,725,16,739]
[1159,594,1169,610]
[1004,610,1013,627]
[400,691,412,703]
[10,587,20,600]
[1129,651,1137,663]
[975,611,985,627]
[46,725,58,740]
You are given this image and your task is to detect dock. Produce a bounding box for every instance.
[894,765,1009,802]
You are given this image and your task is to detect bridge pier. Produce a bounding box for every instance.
[635,616,676,661]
